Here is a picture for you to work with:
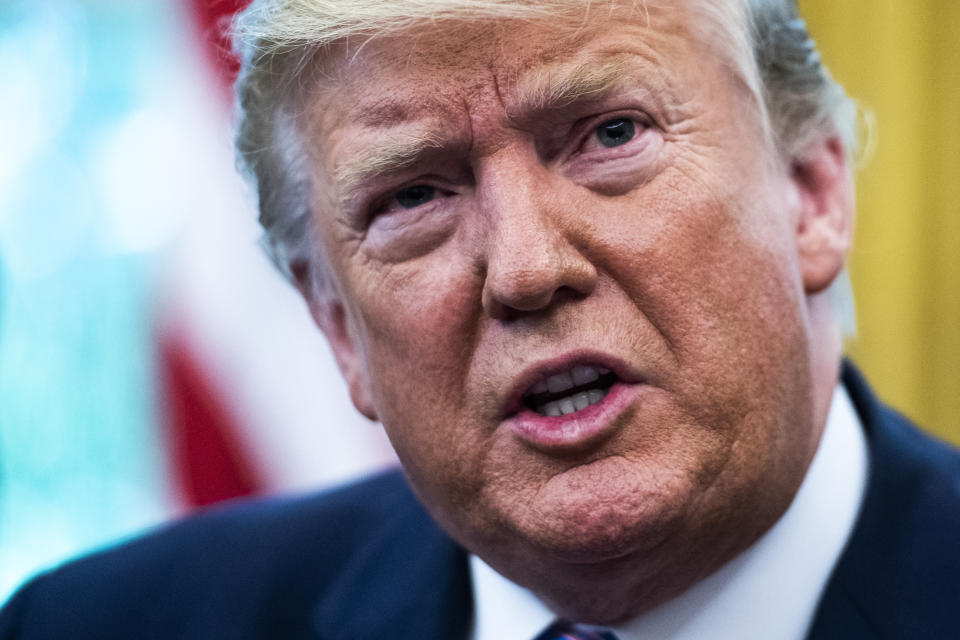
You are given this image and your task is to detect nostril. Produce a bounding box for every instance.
[483,286,582,322]
[548,286,590,307]
[482,282,595,321]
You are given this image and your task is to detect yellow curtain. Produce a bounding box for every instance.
[800,1,960,443]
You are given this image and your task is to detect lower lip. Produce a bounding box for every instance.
[504,382,639,452]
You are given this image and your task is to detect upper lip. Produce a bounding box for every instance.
[501,350,642,418]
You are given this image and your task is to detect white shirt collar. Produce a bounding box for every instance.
[471,384,869,640]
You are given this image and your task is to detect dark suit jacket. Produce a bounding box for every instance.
[2,363,958,639]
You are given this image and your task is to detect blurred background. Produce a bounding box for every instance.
[0,0,957,602]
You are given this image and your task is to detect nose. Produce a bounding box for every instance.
[478,160,598,320]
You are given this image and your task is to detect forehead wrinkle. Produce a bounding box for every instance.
[354,98,417,128]
[320,79,466,203]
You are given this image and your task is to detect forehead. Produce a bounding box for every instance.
[299,0,761,205]
[309,0,752,113]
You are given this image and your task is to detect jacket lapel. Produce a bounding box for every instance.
[807,362,960,638]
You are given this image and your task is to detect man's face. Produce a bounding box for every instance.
[305,0,827,621]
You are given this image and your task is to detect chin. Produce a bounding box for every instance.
[532,504,683,565]
[498,513,694,625]
[497,474,694,567]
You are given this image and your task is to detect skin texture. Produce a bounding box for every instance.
[296,0,853,624]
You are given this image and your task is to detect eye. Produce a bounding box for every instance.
[394,185,436,209]
[595,118,636,148]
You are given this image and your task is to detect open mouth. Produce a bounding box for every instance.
[522,365,619,417]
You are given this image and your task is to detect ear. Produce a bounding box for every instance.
[291,260,379,421]
[790,136,854,294]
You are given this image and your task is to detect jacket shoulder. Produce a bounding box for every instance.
[0,469,434,640]
[809,364,960,638]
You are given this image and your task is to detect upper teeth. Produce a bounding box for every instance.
[528,365,609,396]
[523,364,614,417]
[527,364,610,395]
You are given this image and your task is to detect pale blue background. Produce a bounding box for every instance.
[0,0,179,599]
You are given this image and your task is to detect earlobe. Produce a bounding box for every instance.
[322,302,379,421]
[791,137,854,294]
[292,260,379,422]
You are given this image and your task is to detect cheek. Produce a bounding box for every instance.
[339,252,491,469]
[589,164,806,396]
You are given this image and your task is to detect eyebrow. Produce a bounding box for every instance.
[509,55,635,116]
[333,130,445,202]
